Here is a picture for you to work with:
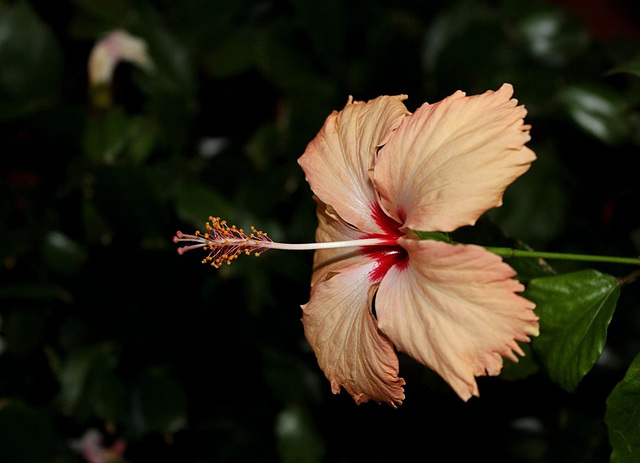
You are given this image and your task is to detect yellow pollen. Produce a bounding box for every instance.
[173,216,274,268]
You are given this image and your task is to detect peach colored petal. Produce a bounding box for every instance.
[302,260,405,406]
[298,95,410,233]
[375,238,538,401]
[373,83,536,232]
[310,198,366,288]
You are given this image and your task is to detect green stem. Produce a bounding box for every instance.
[413,231,640,265]
[485,247,640,266]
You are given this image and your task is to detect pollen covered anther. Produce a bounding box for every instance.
[173,216,273,268]
[174,216,390,269]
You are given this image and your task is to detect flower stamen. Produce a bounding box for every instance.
[173,216,395,268]
[173,216,273,268]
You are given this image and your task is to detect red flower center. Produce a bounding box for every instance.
[364,204,408,282]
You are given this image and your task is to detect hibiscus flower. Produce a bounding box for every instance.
[173,84,539,406]
[296,83,539,405]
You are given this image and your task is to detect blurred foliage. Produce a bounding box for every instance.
[1,0,640,462]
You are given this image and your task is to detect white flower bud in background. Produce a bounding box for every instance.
[88,29,154,86]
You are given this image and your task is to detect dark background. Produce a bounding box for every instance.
[2,0,640,461]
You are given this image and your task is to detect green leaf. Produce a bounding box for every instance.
[559,84,630,144]
[505,251,557,283]
[606,353,640,463]
[527,269,620,391]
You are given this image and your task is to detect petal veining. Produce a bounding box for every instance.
[375,238,538,401]
[311,198,368,288]
[299,95,410,233]
[301,260,406,406]
[374,83,536,232]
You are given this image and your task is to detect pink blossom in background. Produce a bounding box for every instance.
[70,429,126,463]
[88,29,154,86]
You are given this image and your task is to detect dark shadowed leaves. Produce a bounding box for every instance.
[174,182,234,229]
[607,53,640,79]
[0,1,63,120]
[42,231,88,275]
[2,0,640,461]
[516,6,589,66]
[276,404,325,463]
[559,84,631,144]
[488,144,568,249]
[131,371,187,436]
[606,353,640,463]
[55,344,128,422]
[0,401,58,463]
[84,108,157,165]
